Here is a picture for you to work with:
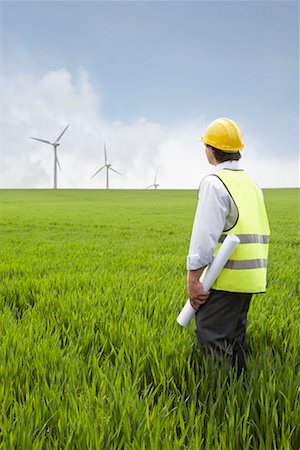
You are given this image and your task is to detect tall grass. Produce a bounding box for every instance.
[0,189,299,449]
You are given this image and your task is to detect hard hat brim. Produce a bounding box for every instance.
[198,136,243,152]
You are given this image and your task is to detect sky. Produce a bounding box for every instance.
[1,0,299,189]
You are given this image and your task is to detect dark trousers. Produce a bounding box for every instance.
[195,289,252,373]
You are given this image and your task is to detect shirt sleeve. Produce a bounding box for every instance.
[186,175,232,270]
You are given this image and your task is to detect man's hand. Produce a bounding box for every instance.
[187,268,210,310]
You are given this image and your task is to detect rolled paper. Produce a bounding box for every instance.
[176,234,240,327]
[176,299,196,328]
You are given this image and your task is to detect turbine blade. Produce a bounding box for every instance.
[154,171,158,183]
[91,165,105,179]
[56,154,62,171]
[104,143,107,165]
[109,167,122,175]
[31,137,52,145]
[146,184,154,189]
[55,124,69,143]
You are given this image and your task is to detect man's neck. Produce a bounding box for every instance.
[214,160,240,171]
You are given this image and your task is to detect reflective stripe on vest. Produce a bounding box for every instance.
[219,234,270,244]
[224,258,268,270]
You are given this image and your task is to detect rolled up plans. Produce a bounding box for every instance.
[176,234,240,327]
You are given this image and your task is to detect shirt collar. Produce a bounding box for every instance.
[214,160,241,172]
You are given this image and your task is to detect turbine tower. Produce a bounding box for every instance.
[91,143,122,189]
[30,124,69,189]
[146,171,159,190]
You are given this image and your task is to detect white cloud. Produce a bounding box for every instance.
[243,153,299,189]
[2,69,299,189]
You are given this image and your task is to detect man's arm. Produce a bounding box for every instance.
[186,176,232,308]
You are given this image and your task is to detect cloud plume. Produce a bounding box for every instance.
[2,69,298,189]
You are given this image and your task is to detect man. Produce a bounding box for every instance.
[187,117,270,373]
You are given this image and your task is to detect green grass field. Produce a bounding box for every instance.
[0,188,299,449]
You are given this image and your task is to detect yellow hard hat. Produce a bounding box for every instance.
[200,117,244,152]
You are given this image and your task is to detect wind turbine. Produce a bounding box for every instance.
[146,171,160,190]
[91,143,122,189]
[30,124,69,189]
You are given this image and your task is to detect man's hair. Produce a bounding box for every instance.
[207,145,241,162]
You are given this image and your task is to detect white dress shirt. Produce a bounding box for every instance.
[187,161,240,270]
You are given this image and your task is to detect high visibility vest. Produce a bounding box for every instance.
[211,169,270,293]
